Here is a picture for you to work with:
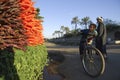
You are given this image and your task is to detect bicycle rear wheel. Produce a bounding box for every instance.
[82,46,105,77]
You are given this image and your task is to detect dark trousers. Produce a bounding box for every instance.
[79,41,85,55]
[96,39,107,55]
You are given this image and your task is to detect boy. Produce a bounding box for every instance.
[79,23,98,56]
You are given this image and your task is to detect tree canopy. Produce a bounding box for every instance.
[36,8,44,20]
[71,16,80,30]
[80,16,92,29]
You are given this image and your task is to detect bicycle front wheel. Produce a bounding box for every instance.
[82,46,105,77]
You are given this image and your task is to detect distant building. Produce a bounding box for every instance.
[107,30,120,44]
[114,31,120,40]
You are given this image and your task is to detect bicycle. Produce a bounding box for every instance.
[80,39,105,77]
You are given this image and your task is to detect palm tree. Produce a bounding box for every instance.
[60,26,65,36]
[52,30,62,38]
[71,16,80,30]
[80,16,92,29]
[64,27,70,34]
[60,26,70,34]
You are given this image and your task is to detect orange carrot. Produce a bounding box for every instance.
[19,0,44,46]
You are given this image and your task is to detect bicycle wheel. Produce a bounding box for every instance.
[82,46,105,77]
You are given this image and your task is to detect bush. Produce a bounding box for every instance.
[0,45,48,80]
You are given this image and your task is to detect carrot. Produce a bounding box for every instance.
[19,0,44,46]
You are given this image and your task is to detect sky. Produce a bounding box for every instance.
[33,0,120,38]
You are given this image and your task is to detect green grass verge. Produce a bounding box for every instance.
[0,45,48,80]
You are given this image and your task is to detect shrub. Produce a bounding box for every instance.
[0,45,48,80]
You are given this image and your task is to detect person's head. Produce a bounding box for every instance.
[96,16,103,23]
[89,23,96,31]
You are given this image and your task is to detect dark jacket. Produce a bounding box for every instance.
[96,22,107,45]
[80,29,97,42]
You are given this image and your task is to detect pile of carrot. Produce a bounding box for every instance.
[0,0,27,50]
[0,0,44,50]
[19,0,44,46]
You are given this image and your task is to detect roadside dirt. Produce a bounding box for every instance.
[44,42,79,80]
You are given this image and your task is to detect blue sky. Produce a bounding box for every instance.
[33,0,120,38]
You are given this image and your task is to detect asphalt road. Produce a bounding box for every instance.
[45,43,120,80]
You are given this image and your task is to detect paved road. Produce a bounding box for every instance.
[45,42,120,80]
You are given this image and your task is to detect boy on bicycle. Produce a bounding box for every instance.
[79,23,98,56]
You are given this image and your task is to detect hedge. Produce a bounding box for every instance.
[0,45,48,80]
